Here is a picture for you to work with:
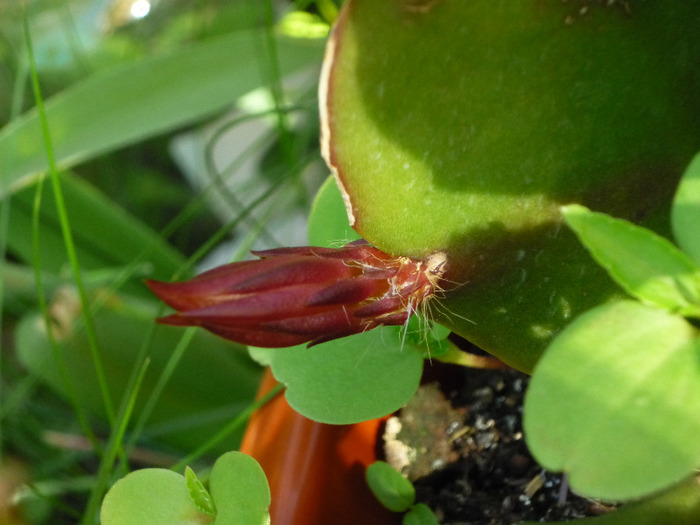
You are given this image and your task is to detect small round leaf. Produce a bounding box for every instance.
[403,503,440,525]
[208,451,271,525]
[250,326,424,424]
[672,152,700,266]
[524,301,700,500]
[101,469,209,525]
[366,461,415,513]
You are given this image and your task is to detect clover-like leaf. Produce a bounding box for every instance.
[366,461,415,513]
[101,453,270,525]
[524,300,700,500]
[250,326,424,424]
[208,451,271,525]
[101,469,210,525]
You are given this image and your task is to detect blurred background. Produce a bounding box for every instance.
[0,1,336,522]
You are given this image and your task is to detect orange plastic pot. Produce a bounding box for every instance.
[240,368,401,524]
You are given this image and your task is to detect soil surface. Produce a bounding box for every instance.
[382,358,614,524]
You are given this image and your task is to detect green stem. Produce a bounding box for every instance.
[260,0,296,166]
[125,328,197,454]
[434,342,508,370]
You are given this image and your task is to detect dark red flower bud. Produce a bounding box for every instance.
[146,240,446,348]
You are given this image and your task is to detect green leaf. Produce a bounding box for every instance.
[365,461,415,513]
[403,503,440,525]
[563,204,700,316]
[249,325,424,424]
[524,300,700,500]
[0,31,323,196]
[672,152,700,266]
[308,175,361,247]
[208,451,271,525]
[101,469,210,525]
[101,453,270,525]
[185,467,216,518]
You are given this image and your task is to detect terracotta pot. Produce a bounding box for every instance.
[240,368,401,525]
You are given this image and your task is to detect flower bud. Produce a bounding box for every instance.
[147,241,446,348]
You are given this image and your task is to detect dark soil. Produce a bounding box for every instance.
[382,360,614,524]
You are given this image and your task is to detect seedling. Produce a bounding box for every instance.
[366,461,440,525]
[100,451,270,525]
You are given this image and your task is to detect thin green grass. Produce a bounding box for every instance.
[23,14,146,523]
[24,14,103,455]
[82,358,151,524]
[170,383,284,473]
[123,328,197,457]
[114,106,316,465]
[202,103,316,249]
[0,14,31,465]
[24,15,115,425]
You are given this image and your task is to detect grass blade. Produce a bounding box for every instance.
[24,14,115,427]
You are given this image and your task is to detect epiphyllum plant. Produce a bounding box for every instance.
[144,1,700,522]
[147,241,446,348]
[320,0,700,373]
